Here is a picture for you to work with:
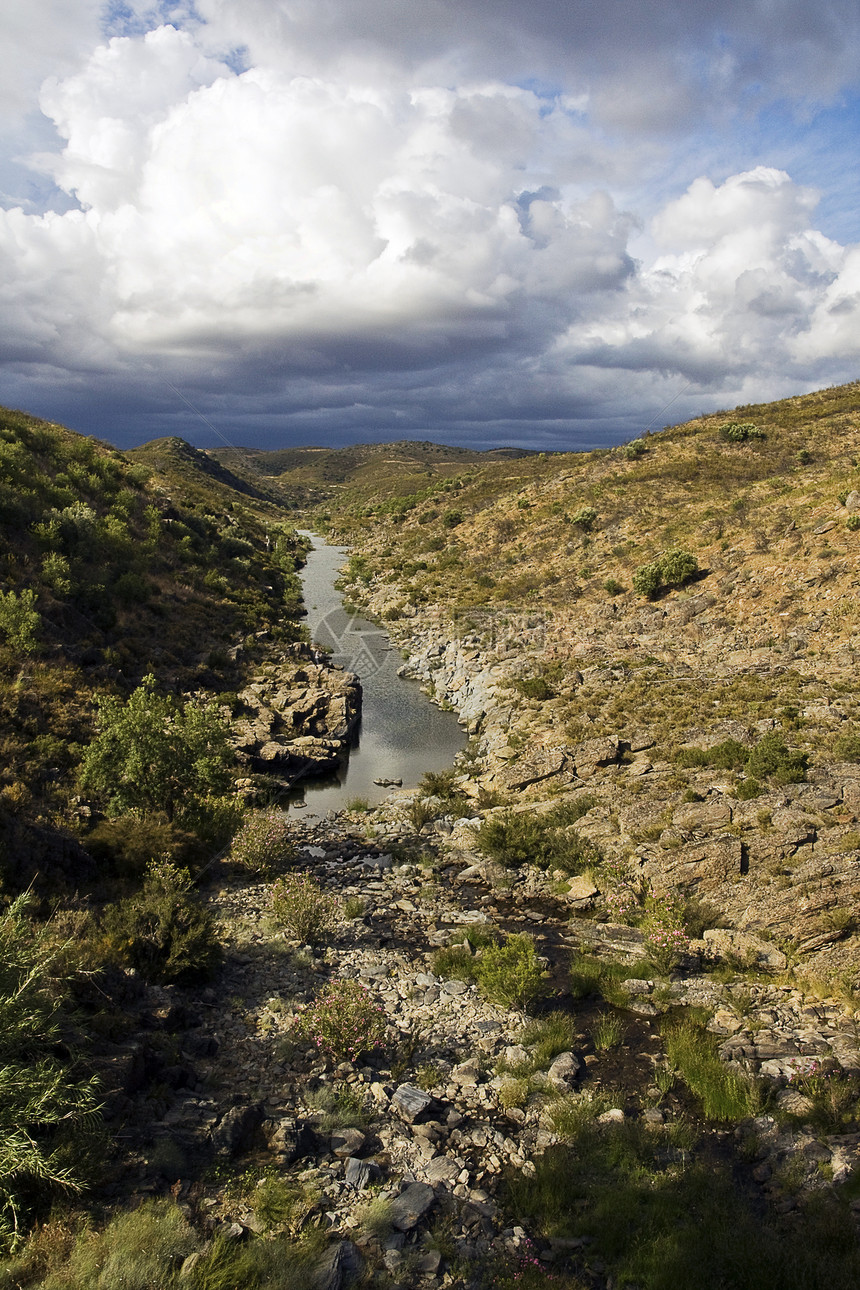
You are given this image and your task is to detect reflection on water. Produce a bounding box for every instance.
[289,533,464,815]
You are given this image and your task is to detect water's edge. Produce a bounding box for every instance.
[288,533,464,815]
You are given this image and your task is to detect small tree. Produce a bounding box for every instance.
[79,675,234,824]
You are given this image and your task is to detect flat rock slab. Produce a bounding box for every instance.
[391,1083,433,1123]
[389,1182,436,1231]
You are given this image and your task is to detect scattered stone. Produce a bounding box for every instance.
[389,1182,436,1232]
[392,1084,433,1123]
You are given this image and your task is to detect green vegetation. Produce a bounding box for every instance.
[79,675,235,827]
[474,933,548,1012]
[270,872,339,946]
[662,1012,762,1121]
[474,801,600,874]
[719,421,766,442]
[507,1128,860,1290]
[100,859,221,985]
[229,810,296,875]
[633,548,699,598]
[291,979,387,1062]
[0,897,101,1247]
[676,731,807,785]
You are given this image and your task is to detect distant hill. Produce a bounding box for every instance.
[209,438,537,506]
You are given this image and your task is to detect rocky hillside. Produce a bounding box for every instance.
[327,381,860,996]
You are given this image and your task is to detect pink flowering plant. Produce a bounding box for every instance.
[601,856,645,925]
[293,979,387,1062]
[231,809,296,876]
[271,871,339,946]
[641,894,691,972]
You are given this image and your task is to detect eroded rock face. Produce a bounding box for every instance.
[231,644,360,782]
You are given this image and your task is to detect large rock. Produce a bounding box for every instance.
[389,1182,436,1232]
[391,1084,433,1123]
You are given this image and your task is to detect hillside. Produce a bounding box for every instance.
[327,381,860,989]
[5,385,860,1290]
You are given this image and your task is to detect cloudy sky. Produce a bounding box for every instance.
[1,1,859,451]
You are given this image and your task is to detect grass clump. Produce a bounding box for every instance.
[518,1012,578,1068]
[661,1012,761,1121]
[270,872,339,946]
[591,1011,626,1051]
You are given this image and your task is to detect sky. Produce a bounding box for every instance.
[1,1,859,453]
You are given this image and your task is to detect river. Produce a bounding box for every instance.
[288,533,465,815]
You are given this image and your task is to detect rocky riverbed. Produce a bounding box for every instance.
[95,797,860,1289]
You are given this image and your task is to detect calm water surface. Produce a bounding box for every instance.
[288,533,464,815]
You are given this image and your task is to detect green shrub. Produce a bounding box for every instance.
[847,514,860,531]
[0,896,101,1249]
[79,675,234,825]
[719,421,765,442]
[292,979,387,1062]
[745,732,807,784]
[100,859,221,985]
[475,933,547,1012]
[675,738,747,769]
[474,807,600,874]
[570,506,598,530]
[632,561,662,598]
[442,509,463,528]
[230,811,296,876]
[633,549,698,599]
[0,589,41,654]
[641,895,690,972]
[432,945,479,981]
[514,676,554,701]
[270,872,338,946]
[603,578,625,595]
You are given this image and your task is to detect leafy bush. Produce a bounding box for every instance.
[230,811,296,876]
[474,806,601,874]
[570,506,598,530]
[270,872,339,946]
[442,509,463,528]
[745,732,807,784]
[603,578,625,595]
[432,944,479,981]
[475,933,547,1012]
[79,675,234,825]
[0,896,101,1248]
[292,979,387,1062]
[847,514,860,531]
[0,589,41,654]
[719,421,765,442]
[514,676,554,701]
[674,738,747,769]
[633,549,698,598]
[100,859,221,985]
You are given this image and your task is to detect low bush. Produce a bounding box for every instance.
[834,730,860,762]
[84,815,200,882]
[292,979,387,1062]
[475,933,548,1012]
[570,507,598,530]
[474,806,601,874]
[230,811,296,876]
[641,895,691,972]
[633,549,698,598]
[270,872,339,946]
[719,421,765,442]
[100,859,220,985]
[514,676,554,701]
[676,733,806,785]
